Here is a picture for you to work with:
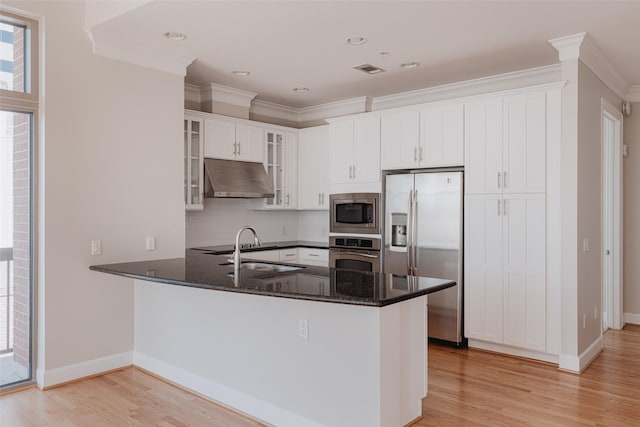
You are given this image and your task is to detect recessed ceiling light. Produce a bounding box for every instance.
[401,62,420,69]
[164,32,186,41]
[346,36,367,46]
[292,87,309,93]
[232,70,250,76]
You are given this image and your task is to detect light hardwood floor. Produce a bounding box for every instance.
[1,325,638,426]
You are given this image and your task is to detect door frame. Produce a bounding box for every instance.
[601,98,624,330]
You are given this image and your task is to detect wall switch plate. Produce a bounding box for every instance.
[583,314,587,329]
[583,238,590,253]
[91,240,102,256]
[298,319,308,339]
[146,236,156,251]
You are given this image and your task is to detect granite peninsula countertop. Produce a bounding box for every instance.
[90,250,455,307]
[189,240,329,254]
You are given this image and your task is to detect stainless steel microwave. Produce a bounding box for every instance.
[329,193,381,234]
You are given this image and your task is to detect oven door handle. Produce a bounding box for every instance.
[335,252,379,259]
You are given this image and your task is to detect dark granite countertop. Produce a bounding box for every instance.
[189,240,329,255]
[90,251,454,307]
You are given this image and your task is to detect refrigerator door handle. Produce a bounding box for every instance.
[411,190,418,276]
[407,190,413,275]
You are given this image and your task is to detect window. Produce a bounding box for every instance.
[0,9,38,390]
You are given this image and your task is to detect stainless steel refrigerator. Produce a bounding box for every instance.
[383,169,466,347]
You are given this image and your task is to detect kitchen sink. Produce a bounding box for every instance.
[221,261,304,275]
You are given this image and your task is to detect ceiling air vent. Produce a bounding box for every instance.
[353,64,386,75]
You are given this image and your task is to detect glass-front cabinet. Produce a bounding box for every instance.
[263,129,297,209]
[184,115,204,210]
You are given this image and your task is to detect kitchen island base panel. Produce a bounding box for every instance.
[134,279,427,427]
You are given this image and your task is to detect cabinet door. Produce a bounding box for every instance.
[329,120,354,184]
[502,194,546,352]
[502,92,546,194]
[421,103,464,167]
[381,110,420,170]
[204,117,236,160]
[298,126,329,210]
[264,130,285,208]
[464,99,503,194]
[353,115,381,183]
[236,123,264,163]
[464,194,503,343]
[184,116,204,211]
[284,132,298,209]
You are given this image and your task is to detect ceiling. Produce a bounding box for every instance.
[92,1,640,109]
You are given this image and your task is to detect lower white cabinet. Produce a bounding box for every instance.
[465,193,546,352]
[298,126,329,210]
[246,249,281,262]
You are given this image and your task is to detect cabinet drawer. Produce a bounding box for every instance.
[279,248,298,263]
[298,248,328,267]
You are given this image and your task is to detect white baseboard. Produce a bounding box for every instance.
[559,336,603,373]
[36,351,133,388]
[624,312,640,325]
[133,351,323,427]
[467,339,559,364]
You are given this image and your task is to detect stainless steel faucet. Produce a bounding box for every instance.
[232,226,262,279]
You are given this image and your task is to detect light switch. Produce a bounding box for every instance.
[91,240,102,256]
[583,238,590,253]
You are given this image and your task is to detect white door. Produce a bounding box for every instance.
[464,99,503,194]
[421,103,464,167]
[601,100,624,331]
[464,194,503,343]
[502,92,546,194]
[501,194,546,352]
[204,117,236,160]
[353,115,381,183]
[236,123,264,163]
[381,110,420,170]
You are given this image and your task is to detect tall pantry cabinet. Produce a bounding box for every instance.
[464,87,560,357]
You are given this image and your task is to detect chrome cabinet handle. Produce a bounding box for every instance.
[233,142,237,155]
[322,193,325,205]
[309,253,320,257]
[348,165,353,179]
[419,146,424,161]
[503,198,508,215]
[503,171,507,188]
[286,194,290,205]
[352,165,356,179]
[237,142,241,156]
[497,171,501,188]
[414,147,418,162]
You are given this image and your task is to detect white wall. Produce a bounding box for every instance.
[4,1,185,386]
[298,211,329,242]
[624,102,640,321]
[576,62,622,351]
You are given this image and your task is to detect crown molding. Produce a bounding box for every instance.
[297,96,371,122]
[184,83,201,105]
[200,83,257,108]
[549,32,630,101]
[250,99,300,122]
[372,64,561,111]
[627,86,640,103]
[89,31,194,76]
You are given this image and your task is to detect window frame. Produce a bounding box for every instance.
[0,9,38,107]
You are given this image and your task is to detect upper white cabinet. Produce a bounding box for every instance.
[381,103,464,170]
[465,92,546,195]
[262,129,297,209]
[328,115,381,186]
[298,126,329,210]
[184,114,204,211]
[204,116,264,163]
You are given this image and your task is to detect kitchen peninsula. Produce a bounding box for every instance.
[91,250,454,427]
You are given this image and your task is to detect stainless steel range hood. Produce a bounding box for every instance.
[203,158,274,198]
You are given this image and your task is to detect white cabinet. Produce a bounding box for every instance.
[246,249,280,262]
[380,103,463,170]
[464,194,546,352]
[262,130,297,209]
[465,93,545,195]
[279,248,298,264]
[328,115,381,186]
[421,103,464,167]
[204,116,264,163]
[298,126,329,210]
[184,115,204,211]
[298,248,328,267]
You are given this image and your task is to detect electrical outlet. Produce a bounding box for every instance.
[91,240,102,256]
[146,236,156,251]
[298,319,308,339]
